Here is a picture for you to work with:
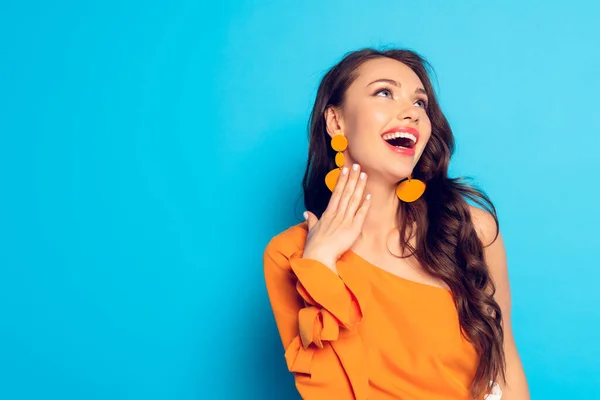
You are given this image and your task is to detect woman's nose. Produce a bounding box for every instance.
[397,104,420,123]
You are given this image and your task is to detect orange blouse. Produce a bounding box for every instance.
[263,222,479,400]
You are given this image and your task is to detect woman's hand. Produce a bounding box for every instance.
[302,164,371,273]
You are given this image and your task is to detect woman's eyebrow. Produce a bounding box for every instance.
[367,78,427,96]
[367,78,399,87]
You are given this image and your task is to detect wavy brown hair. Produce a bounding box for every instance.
[301,48,506,399]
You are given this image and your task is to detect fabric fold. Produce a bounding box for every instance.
[282,248,370,399]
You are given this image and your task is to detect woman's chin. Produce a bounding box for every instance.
[373,168,415,187]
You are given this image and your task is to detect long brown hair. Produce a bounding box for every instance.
[301,48,506,399]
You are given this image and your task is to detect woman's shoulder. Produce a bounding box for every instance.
[468,205,500,246]
[263,221,309,264]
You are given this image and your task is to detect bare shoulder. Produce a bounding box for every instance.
[468,204,500,247]
[468,205,511,296]
[263,221,309,267]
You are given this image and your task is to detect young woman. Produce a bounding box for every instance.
[263,48,530,400]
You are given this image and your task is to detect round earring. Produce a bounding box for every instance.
[325,133,348,192]
[396,175,426,202]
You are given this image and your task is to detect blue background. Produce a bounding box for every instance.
[1,1,598,399]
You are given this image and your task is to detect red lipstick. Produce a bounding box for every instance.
[381,126,419,156]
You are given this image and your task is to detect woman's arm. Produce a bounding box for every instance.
[263,231,369,399]
[471,206,531,399]
[263,166,374,399]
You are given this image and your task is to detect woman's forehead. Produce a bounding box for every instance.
[353,57,423,88]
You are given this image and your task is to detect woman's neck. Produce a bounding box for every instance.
[357,177,402,246]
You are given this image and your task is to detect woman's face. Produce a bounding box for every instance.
[326,57,432,183]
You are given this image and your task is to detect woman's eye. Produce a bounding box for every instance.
[375,88,393,98]
[415,99,428,108]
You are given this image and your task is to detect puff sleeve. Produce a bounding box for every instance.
[263,232,370,399]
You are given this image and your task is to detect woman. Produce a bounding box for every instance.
[263,48,530,400]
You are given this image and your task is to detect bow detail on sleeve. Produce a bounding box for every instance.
[283,249,370,399]
[297,280,344,348]
[284,280,345,374]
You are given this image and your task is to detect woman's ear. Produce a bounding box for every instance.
[324,106,345,138]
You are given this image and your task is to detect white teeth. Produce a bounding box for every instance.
[382,131,417,144]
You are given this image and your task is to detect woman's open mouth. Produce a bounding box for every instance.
[381,127,419,156]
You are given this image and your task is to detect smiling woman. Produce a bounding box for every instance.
[263,48,530,400]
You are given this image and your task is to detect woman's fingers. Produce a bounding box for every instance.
[344,169,367,220]
[303,163,371,264]
[353,193,371,230]
[304,211,318,231]
[335,164,361,220]
[324,166,349,217]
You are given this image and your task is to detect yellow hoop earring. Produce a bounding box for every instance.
[396,175,426,202]
[325,134,348,192]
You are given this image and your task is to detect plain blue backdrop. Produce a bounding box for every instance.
[1,1,598,399]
